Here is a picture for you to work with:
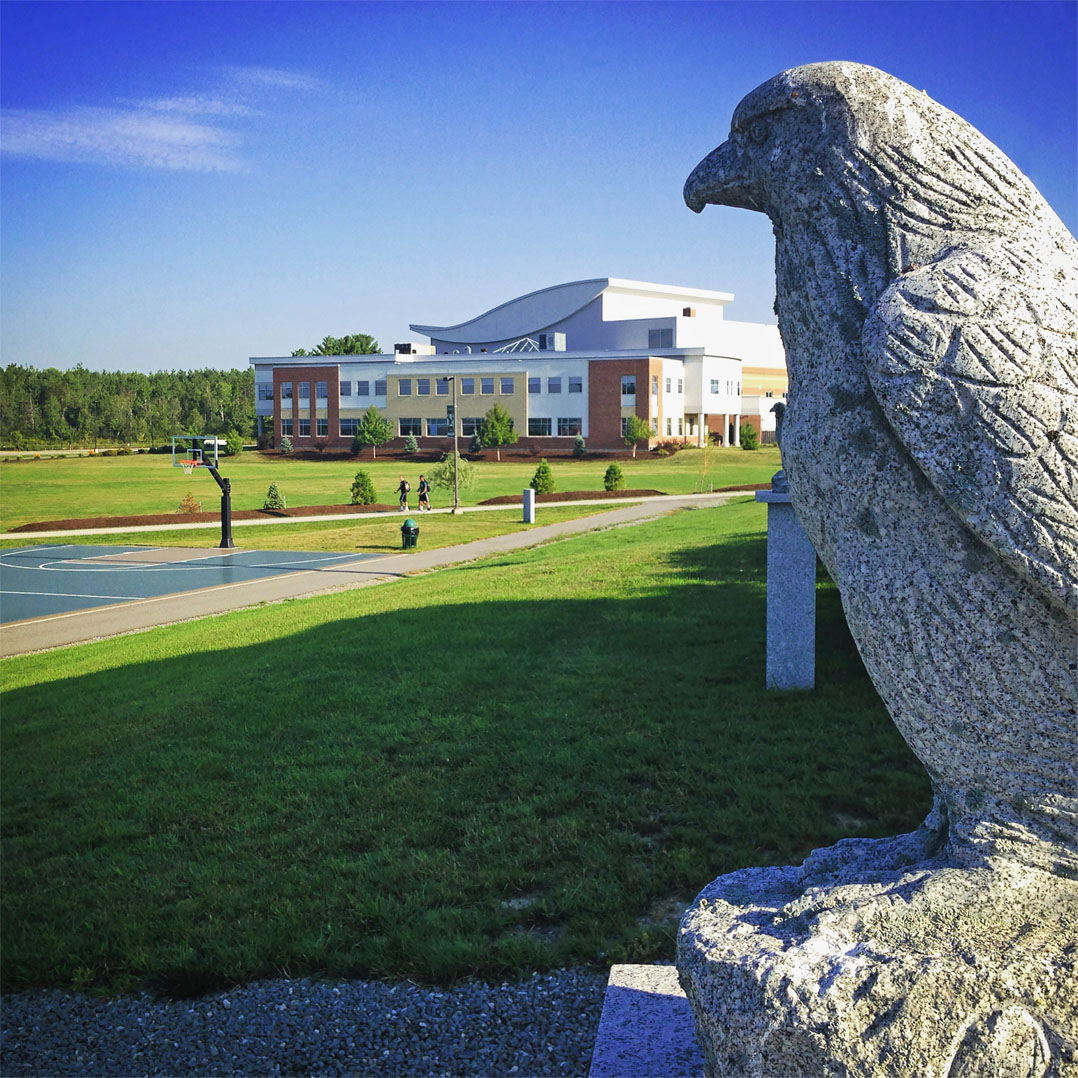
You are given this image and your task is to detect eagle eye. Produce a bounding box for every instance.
[748,120,768,145]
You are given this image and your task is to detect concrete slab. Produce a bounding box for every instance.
[589,964,704,1077]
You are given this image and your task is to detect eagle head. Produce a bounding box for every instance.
[684,62,1039,275]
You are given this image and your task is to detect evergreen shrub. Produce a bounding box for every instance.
[263,482,286,510]
[350,471,377,505]
[530,459,555,494]
[603,462,625,491]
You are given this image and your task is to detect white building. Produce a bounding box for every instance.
[251,278,786,452]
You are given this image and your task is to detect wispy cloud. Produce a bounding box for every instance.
[1,66,322,172]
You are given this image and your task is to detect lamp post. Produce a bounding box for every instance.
[442,377,461,513]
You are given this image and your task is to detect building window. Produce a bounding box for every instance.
[677,379,683,394]
[317,417,328,436]
[399,379,412,396]
[548,377,562,393]
[528,376,541,394]
[281,418,293,436]
[678,418,683,436]
[557,417,582,436]
[299,381,310,399]
[316,381,328,399]
[399,417,421,436]
[258,383,274,401]
[651,375,658,395]
[375,379,387,396]
[436,378,449,395]
[500,377,514,394]
[568,376,582,393]
[737,382,742,395]
[481,377,494,395]
[651,417,658,433]
[710,379,720,394]
[299,418,311,437]
[461,377,475,395]
[621,375,636,396]
[665,417,672,436]
[529,417,552,436]
[426,417,449,436]
[461,417,482,436]
[281,381,293,400]
[621,417,630,437]
[648,328,674,349]
[340,381,351,397]
[417,378,430,396]
[356,380,370,397]
[765,390,773,398]
[340,417,358,436]
[665,377,672,393]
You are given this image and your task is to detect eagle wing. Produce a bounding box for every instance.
[862,239,1078,616]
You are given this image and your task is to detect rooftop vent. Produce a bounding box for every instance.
[538,332,566,351]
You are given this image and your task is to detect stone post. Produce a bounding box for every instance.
[522,487,536,524]
[755,486,815,689]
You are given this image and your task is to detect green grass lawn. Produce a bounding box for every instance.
[0,446,782,530]
[0,506,617,554]
[0,500,931,997]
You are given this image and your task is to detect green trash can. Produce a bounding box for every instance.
[401,518,419,549]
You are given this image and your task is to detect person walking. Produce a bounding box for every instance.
[417,474,431,512]
[397,474,410,511]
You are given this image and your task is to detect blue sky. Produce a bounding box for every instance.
[2,0,1075,373]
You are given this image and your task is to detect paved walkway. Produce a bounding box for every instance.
[1,494,737,657]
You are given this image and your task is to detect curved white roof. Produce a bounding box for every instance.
[410,277,734,346]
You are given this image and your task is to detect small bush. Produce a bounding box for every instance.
[572,434,586,458]
[428,451,475,491]
[263,482,286,510]
[530,458,555,494]
[350,470,377,505]
[177,492,202,514]
[404,433,419,454]
[280,436,293,454]
[740,423,759,451]
[603,462,625,491]
[223,430,244,457]
[257,429,274,450]
[468,433,482,455]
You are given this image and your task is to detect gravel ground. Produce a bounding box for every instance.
[1,968,607,1077]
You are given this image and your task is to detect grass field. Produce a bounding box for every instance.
[0,506,618,554]
[0,500,931,997]
[0,445,782,530]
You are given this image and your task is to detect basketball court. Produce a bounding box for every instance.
[0,543,386,626]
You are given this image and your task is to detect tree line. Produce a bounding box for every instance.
[0,364,255,449]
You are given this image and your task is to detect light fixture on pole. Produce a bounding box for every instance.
[442,376,461,514]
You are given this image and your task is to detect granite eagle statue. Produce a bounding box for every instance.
[685,62,1077,874]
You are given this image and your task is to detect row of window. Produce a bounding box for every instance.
[280,418,329,437]
[262,371,745,405]
[274,381,330,401]
[279,417,585,438]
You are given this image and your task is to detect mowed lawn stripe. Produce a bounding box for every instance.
[0,501,930,996]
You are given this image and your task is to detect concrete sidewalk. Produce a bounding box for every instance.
[1,494,736,657]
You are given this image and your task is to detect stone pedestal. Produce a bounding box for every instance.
[677,825,1078,1077]
[523,487,536,524]
[755,490,816,690]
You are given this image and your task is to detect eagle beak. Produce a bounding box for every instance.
[684,139,761,213]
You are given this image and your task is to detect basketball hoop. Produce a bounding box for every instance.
[181,460,198,476]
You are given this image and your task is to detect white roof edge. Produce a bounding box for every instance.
[603,278,735,303]
[410,277,736,340]
[410,277,610,337]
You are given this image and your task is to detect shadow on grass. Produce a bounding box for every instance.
[1,533,931,998]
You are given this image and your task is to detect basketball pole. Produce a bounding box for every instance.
[204,465,235,548]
